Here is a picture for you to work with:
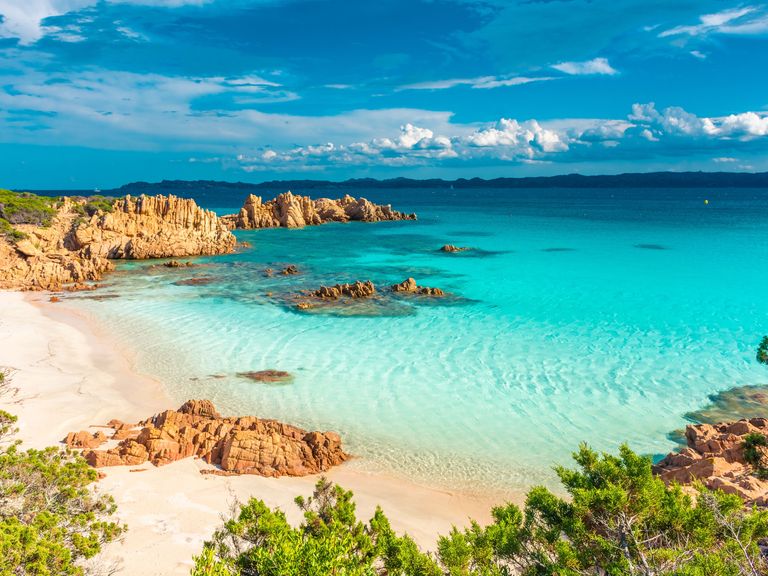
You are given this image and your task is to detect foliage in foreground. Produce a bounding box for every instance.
[193,444,768,576]
[0,405,123,576]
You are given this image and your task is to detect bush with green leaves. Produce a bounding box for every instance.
[758,336,768,365]
[0,189,60,242]
[192,477,440,576]
[744,432,768,477]
[0,405,124,575]
[194,444,768,576]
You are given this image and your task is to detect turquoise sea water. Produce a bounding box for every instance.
[68,187,768,493]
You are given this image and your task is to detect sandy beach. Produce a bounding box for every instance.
[0,290,500,576]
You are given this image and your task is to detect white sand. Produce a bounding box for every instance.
[0,291,506,576]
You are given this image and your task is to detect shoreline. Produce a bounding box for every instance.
[0,290,504,575]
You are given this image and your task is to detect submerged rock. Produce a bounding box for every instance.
[654,418,768,505]
[237,370,294,383]
[221,191,416,230]
[685,385,768,424]
[77,400,348,477]
[163,260,195,268]
[391,277,445,296]
[173,276,217,286]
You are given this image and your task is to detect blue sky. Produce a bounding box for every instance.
[0,0,767,188]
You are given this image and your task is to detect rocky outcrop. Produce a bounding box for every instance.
[221,192,416,229]
[440,244,470,253]
[391,277,445,296]
[64,430,109,449]
[0,194,235,291]
[71,195,235,259]
[76,400,348,477]
[306,280,376,300]
[654,418,768,505]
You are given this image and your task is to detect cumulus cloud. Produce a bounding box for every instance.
[552,57,618,75]
[230,103,768,171]
[629,102,768,139]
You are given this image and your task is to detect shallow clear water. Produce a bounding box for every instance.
[68,187,768,493]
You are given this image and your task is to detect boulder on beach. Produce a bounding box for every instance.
[76,399,348,477]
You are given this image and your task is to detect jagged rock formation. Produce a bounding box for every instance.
[221,192,416,229]
[71,195,235,259]
[391,277,445,296]
[0,194,235,290]
[654,418,768,505]
[69,400,348,477]
[306,280,376,300]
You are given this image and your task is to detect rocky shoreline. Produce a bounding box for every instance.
[0,189,416,291]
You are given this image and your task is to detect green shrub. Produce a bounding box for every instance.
[744,432,768,471]
[0,378,123,575]
[194,445,768,576]
[193,477,440,576]
[758,336,768,365]
[0,190,58,227]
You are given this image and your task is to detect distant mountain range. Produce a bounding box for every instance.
[112,172,768,193]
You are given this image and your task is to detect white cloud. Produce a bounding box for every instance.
[552,57,618,76]
[399,75,553,91]
[713,157,738,162]
[0,0,212,44]
[660,6,768,37]
[630,102,768,139]
[690,50,707,59]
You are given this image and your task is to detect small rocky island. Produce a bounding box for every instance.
[221,191,417,229]
[65,400,348,477]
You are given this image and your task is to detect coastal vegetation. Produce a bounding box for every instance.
[757,336,768,365]
[0,189,59,241]
[0,370,123,576]
[0,419,123,574]
[193,444,768,576]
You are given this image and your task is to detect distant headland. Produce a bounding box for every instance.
[97,171,768,194]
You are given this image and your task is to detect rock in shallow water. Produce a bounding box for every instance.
[237,370,294,383]
[391,277,445,296]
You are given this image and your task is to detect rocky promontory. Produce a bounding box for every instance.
[66,400,348,477]
[654,418,768,505]
[221,191,416,229]
[0,192,235,290]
